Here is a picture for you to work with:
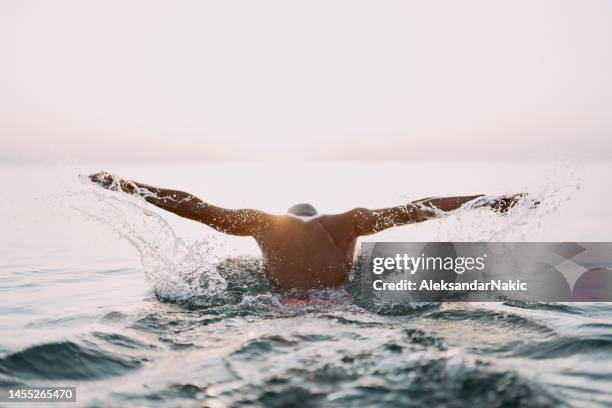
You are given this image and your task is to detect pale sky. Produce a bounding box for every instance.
[2,0,611,163]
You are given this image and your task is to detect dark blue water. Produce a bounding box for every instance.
[2,256,612,407]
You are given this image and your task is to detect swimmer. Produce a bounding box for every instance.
[89,172,535,291]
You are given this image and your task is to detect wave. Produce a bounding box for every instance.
[502,299,589,315]
[424,308,554,333]
[224,339,562,408]
[511,336,612,360]
[0,341,142,380]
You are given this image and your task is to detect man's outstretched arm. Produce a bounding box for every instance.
[350,203,438,236]
[351,193,535,236]
[89,172,269,236]
[413,193,534,213]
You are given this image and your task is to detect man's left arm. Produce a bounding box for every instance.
[89,172,270,236]
[349,204,437,237]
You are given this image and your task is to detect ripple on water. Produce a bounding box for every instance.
[232,335,300,359]
[502,300,590,316]
[425,308,555,334]
[91,331,158,350]
[511,336,612,360]
[225,351,562,408]
[0,341,142,380]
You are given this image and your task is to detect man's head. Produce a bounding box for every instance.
[287,203,318,217]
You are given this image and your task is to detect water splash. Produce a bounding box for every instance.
[428,162,583,242]
[356,161,584,310]
[68,176,227,302]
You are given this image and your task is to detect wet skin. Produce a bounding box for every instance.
[255,213,358,290]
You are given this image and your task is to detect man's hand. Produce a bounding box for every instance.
[89,171,117,188]
[487,193,540,214]
[88,171,135,193]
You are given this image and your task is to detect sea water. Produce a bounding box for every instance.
[1,160,611,407]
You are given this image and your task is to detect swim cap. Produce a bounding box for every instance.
[287,203,318,217]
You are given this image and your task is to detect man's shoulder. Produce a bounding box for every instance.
[311,212,355,230]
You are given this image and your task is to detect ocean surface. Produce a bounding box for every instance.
[1,160,612,407]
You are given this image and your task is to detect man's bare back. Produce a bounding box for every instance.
[256,211,358,290]
[89,172,531,292]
